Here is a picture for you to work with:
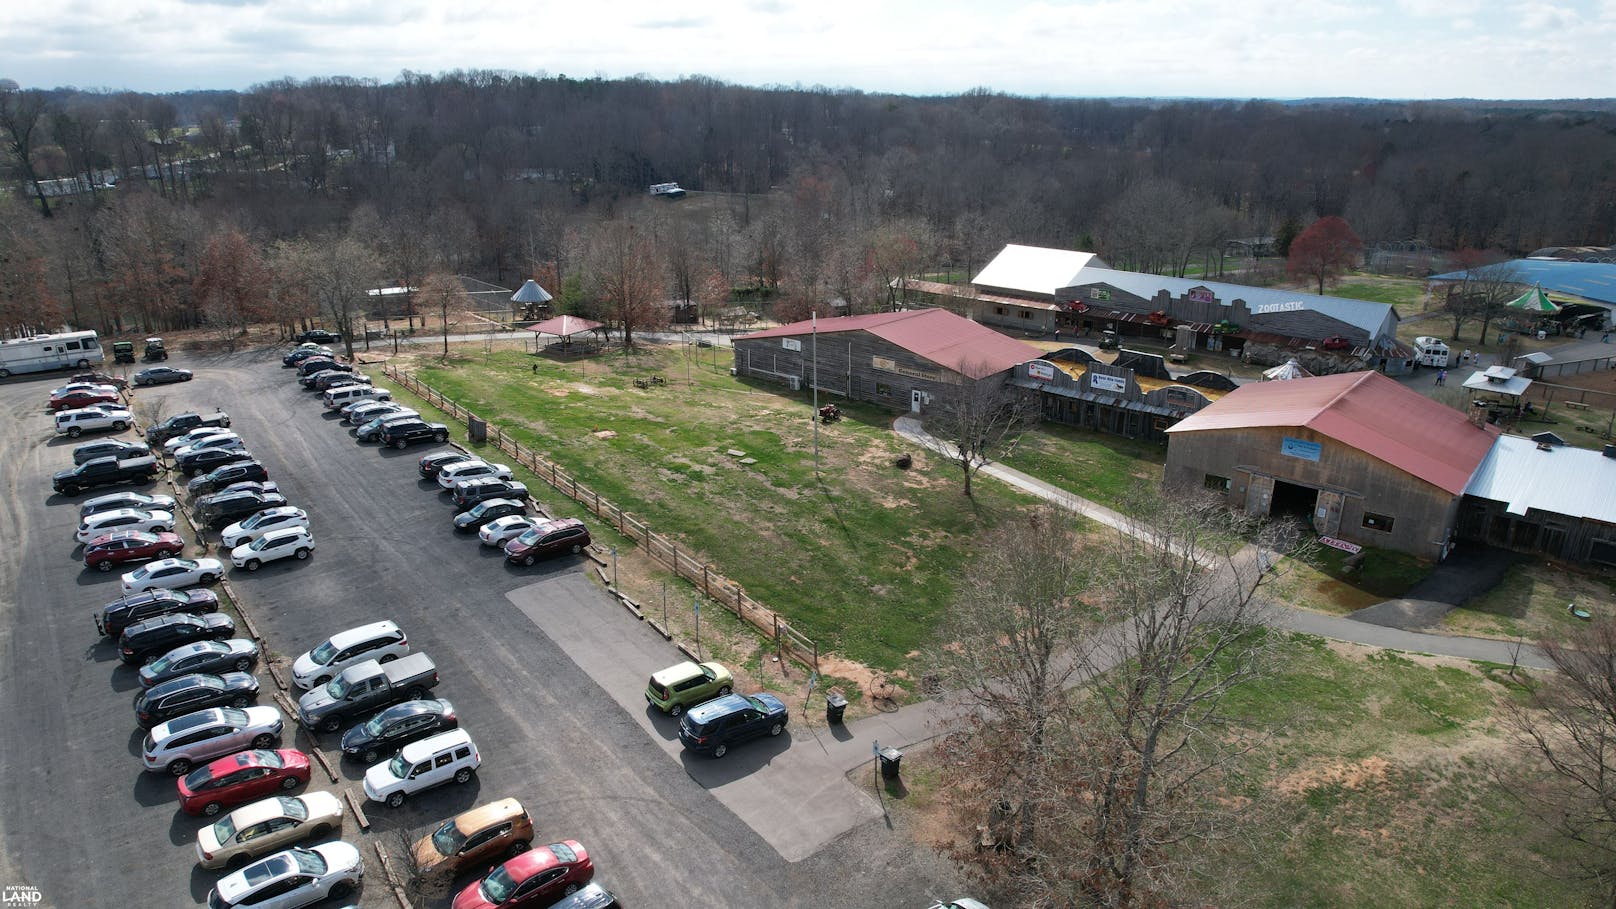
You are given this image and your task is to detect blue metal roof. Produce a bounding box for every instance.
[1431,259,1616,306]
[1064,268,1399,339]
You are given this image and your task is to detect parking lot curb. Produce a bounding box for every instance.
[309,743,338,784]
[585,548,607,567]
[646,618,674,641]
[615,592,644,621]
[594,565,612,587]
[677,642,702,662]
[265,660,289,693]
[372,841,415,909]
[274,690,298,719]
[347,788,371,831]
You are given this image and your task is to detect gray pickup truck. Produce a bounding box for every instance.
[297,652,438,732]
[53,455,159,496]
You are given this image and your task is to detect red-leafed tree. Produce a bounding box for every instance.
[1287,216,1363,295]
[194,230,272,347]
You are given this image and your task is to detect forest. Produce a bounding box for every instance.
[2,71,1616,336]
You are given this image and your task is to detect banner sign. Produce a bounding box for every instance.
[1091,373,1128,394]
[1027,360,1056,381]
[1319,536,1362,554]
[1282,437,1322,461]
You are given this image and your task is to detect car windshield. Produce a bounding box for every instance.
[183,765,217,790]
[431,817,468,855]
[210,816,236,843]
[549,842,577,863]
[325,676,349,698]
[310,640,337,665]
[480,866,518,903]
[248,536,272,551]
[220,708,247,725]
[469,502,490,517]
[241,512,266,529]
[279,796,309,821]
[514,528,540,546]
[386,753,409,779]
[290,847,327,875]
[363,712,391,735]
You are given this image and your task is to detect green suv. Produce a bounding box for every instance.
[645,661,734,716]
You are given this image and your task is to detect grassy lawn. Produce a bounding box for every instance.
[1266,541,1431,615]
[401,346,1044,672]
[1206,635,1587,908]
[1325,272,1433,317]
[1443,558,1616,640]
[997,422,1165,511]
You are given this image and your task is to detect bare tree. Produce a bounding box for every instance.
[584,221,666,350]
[1506,618,1616,905]
[193,231,271,348]
[930,373,1034,498]
[1451,251,1523,345]
[419,272,469,360]
[310,233,380,360]
[0,84,53,218]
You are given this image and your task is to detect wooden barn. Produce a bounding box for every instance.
[1006,348,1231,442]
[1164,371,1500,559]
[732,308,1041,411]
[1460,434,1616,566]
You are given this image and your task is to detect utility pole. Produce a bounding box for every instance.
[811,313,820,476]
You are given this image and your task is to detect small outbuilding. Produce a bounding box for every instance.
[1460,435,1616,565]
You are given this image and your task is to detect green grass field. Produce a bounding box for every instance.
[1266,543,1431,615]
[997,422,1165,511]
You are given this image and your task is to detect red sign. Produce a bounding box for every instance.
[1318,536,1362,554]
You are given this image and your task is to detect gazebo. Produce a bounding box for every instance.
[1262,358,1313,381]
[511,280,554,320]
[524,314,605,354]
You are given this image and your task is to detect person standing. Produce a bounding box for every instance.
[1435,368,1447,386]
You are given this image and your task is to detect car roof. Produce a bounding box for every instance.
[152,707,229,739]
[327,620,401,649]
[91,530,162,544]
[452,797,528,836]
[685,694,751,723]
[398,729,472,762]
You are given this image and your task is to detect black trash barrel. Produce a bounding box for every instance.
[826,693,848,724]
[878,746,903,780]
[468,416,487,443]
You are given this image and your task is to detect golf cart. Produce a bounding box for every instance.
[142,337,168,362]
[112,341,137,364]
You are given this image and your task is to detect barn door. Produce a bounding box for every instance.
[1313,490,1344,535]
[1244,474,1274,517]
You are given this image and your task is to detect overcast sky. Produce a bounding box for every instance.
[4,0,1613,100]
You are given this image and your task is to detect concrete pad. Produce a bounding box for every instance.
[1347,598,1456,629]
[506,580,884,861]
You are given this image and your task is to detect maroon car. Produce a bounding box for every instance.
[49,389,119,412]
[177,749,311,817]
[503,519,591,566]
[84,530,185,571]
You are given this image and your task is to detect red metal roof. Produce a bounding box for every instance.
[1165,371,1499,494]
[738,309,1043,379]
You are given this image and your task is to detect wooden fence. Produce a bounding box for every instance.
[383,365,819,672]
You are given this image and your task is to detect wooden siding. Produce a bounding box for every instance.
[1458,496,1616,566]
[733,331,1000,409]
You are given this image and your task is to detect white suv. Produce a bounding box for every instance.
[291,620,410,689]
[207,843,363,908]
[55,406,133,437]
[363,729,480,808]
[437,461,514,489]
[141,706,283,775]
[231,527,316,571]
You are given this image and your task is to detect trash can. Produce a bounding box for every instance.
[825,693,847,725]
[878,746,903,780]
[467,416,487,443]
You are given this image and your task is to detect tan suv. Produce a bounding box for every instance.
[411,798,535,877]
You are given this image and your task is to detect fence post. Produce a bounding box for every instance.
[702,565,709,596]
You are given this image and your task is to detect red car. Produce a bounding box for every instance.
[84,530,185,572]
[49,389,119,412]
[1321,336,1354,351]
[176,749,310,817]
[453,841,593,909]
[502,519,591,566]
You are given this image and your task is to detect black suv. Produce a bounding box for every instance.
[186,461,270,497]
[195,490,289,529]
[451,478,529,509]
[147,412,232,446]
[418,451,475,479]
[96,588,219,638]
[381,420,450,450]
[295,329,341,344]
[452,498,527,532]
[134,672,260,727]
[118,612,236,664]
[295,357,340,378]
[178,447,253,478]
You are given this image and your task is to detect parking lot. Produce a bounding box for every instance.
[0,347,960,908]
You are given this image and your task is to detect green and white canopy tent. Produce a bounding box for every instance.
[1504,283,1560,314]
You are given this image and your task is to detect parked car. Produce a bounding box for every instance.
[355,411,420,442]
[54,406,132,437]
[139,639,260,687]
[340,698,458,763]
[451,840,593,909]
[48,389,119,412]
[300,362,355,385]
[54,454,158,496]
[119,612,236,664]
[925,899,991,909]
[504,519,591,566]
[478,515,539,548]
[188,460,271,496]
[147,411,231,446]
[195,792,345,871]
[677,692,790,758]
[1321,335,1354,351]
[419,450,476,479]
[196,489,290,528]
[341,400,404,425]
[381,420,450,449]
[133,365,193,385]
[295,329,342,344]
[282,346,333,367]
[291,620,410,689]
[179,446,254,478]
[453,498,526,532]
[438,461,514,489]
[297,652,439,732]
[644,661,734,717]
[84,530,185,571]
[549,884,621,909]
[178,748,311,817]
[134,671,260,727]
[205,842,363,908]
[315,371,371,392]
[140,705,283,776]
[363,729,480,808]
[96,587,218,639]
[323,385,389,410]
[121,556,225,593]
[80,490,175,519]
[411,798,535,879]
[453,479,530,510]
[221,507,310,548]
[72,438,150,465]
[71,371,129,390]
[76,507,175,544]
[295,357,341,377]
[51,381,118,397]
[164,428,238,456]
[231,527,316,571]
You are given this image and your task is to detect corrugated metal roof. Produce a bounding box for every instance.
[894,278,1063,312]
[736,309,1042,379]
[1465,435,1616,523]
[1166,371,1499,494]
[1431,259,1616,306]
[1067,268,1398,340]
[971,245,1106,298]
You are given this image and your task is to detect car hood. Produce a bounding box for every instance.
[290,651,323,682]
[299,685,338,713]
[755,693,788,715]
[339,723,376,752]
[220,671,259,693]
[363,761,404,792]
[452,511,479,527]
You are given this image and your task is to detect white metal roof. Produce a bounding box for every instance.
[972,245,1105,297]
[1465,435,1616,522]
[1462,370,1533,397]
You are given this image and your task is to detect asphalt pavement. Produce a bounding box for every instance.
[0,350,962,909]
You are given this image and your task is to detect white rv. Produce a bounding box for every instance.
[1413,336,1451,368]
